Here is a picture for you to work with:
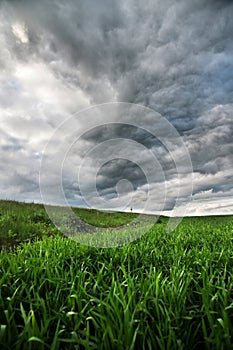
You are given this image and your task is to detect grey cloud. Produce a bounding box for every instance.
[79,123,178,197]
[96,159,147,193]
[5,0,233,118]
[0,0,233,214]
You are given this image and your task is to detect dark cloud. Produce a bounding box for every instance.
[79,123,177,197]
[96,159,147,194]
[81,123,162,149]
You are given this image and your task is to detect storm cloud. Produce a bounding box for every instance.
[0,0,233,215]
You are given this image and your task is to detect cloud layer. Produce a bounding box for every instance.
[0,0,233,215]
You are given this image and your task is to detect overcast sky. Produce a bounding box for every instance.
[0,0,233,216]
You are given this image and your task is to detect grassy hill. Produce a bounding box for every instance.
[0,200,233,349]
[0,200,163,248]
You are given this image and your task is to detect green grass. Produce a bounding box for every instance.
[0,201,145,246]
[0,200,56,246]
[0,200,233,349]
[73,207,139,228]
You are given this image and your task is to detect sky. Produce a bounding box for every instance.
[0,0,233,216]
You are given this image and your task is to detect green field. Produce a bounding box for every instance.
[0,200,233,349]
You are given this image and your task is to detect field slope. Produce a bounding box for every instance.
[0,200,233,349]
